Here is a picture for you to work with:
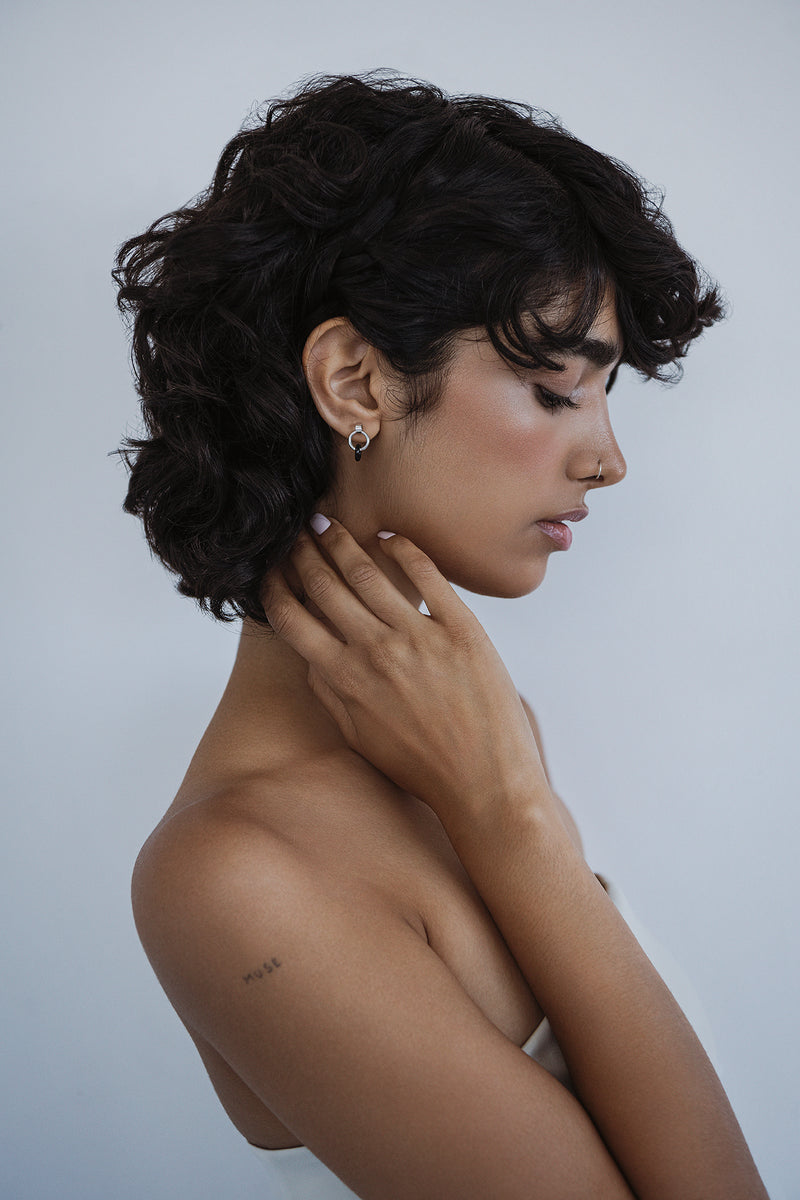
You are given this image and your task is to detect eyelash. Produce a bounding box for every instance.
[535,385,580,412]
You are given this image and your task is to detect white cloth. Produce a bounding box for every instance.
[248,875,713,1199]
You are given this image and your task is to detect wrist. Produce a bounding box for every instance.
[440,763,563,853]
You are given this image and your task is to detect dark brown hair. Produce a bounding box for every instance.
[114,71,723,624]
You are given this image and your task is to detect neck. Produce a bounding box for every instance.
[183,524,423,790]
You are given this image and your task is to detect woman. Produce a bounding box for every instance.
[116,73,767,1198]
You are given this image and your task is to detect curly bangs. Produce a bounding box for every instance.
[113,71,724,625]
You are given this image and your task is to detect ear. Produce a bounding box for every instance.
[302,318,387,443]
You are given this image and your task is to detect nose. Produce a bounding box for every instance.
[570,395,627,488]
[587,436,626,487]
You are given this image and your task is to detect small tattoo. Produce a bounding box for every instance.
[242,956,282,985]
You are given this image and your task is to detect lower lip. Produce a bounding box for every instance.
[535,520,573,550]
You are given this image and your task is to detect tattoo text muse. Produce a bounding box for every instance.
[242,956,282,985]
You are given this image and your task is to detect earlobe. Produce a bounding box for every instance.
[302,318,383,442]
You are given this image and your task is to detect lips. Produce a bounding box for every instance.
[542,509,589,524]
[534,508,588,551]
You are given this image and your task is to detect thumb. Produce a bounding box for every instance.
[307,664,360,748]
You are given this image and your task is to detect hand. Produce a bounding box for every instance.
[261,517,548,827]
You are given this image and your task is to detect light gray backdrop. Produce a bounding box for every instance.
[2,0,797,1196]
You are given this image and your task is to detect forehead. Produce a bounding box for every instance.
[578,294,622,366]
[542,288,622,369]
[449,291,623,370]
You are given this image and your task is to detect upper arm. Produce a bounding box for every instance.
[133,812,628,1200]
[518,695,583,854]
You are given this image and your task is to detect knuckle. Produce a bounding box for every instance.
[325,523,348,550]
[346,560,380,589]
[266,601,294,636]
[366,629,407,672]
[406,547,438,580]
[304,566,334,598]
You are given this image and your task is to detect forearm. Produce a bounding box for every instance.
[445,782,767,1200]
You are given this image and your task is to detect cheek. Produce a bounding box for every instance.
[396,423,561,573]
[461,404,565,518]
[499,423,562,480]
[461,378,563,472]
[378,398,567,595]
[436,385,559,482]
[400,402,563,535]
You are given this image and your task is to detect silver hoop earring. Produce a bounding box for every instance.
[596,460,602,479]
[348,424,371,462]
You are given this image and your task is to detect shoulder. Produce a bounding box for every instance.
[132,775,361,939]
[129,782,436,1094]
[131,791,299,976]
[130,770,428,1010]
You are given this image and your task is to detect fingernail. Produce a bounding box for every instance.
[310,513,331,534]
[377,530,395,539]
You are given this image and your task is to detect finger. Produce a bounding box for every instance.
[373,533,474,628]
[288,531,390,644]
[306,516,423,632]
[260,566,344,670]
[306,664,359,748]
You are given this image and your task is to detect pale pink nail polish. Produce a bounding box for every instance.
[310,513,331,534]
[377,530,395,539]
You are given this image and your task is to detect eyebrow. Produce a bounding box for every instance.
[572,336,622,369]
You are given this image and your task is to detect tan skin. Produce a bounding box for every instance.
[133,301,767,1199]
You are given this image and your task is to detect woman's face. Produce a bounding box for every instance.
[336,294,626,600]
[316,294,626,605]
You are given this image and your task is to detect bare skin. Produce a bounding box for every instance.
[132,303,767,1198]
[144,629,576,1155]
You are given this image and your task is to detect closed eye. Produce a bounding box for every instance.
[536,385,580,412]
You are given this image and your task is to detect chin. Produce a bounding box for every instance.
[444,556,550,599]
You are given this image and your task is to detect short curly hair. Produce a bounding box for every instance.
[113,71,723,625]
